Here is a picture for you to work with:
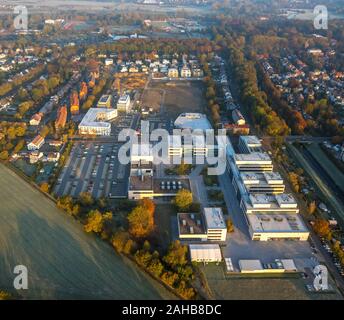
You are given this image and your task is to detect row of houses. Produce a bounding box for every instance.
[259,50,344,121]
[214,56,249,135]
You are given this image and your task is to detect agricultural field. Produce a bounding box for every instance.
[0,164,176,300]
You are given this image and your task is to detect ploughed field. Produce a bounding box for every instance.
[0,164,176,300]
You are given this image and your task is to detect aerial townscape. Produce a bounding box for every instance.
[1,0,344,305]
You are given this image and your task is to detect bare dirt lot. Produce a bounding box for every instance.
[0,164,176,300]
[142,81,206,120]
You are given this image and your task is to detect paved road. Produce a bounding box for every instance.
[189,165,208,207]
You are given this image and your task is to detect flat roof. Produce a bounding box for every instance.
[118,94,130,103]
[247,213,308,233]
[239,260,263,271]
[203,207,226,229]
[241,171,284,185]
[189,244,222,261]
[248,193,297,209]
[178,213,206,235]
[129,175,153,191]
[235,152,272,163]
[239,135,262,147]
[79,108,115,128]
[99,95,111,103]
[174,113,212,130]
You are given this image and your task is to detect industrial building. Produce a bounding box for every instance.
[78,108,117,136]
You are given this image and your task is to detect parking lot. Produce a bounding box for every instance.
[54,141,129,199]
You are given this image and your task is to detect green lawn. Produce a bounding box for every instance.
[0,164,176,300]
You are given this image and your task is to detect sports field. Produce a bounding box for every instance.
[0,164,176,300]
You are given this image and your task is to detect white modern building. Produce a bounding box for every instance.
[234,153,274,172]
[203,207,227,242]
[238,136,263,153]
[78,108,117,136]
[226,135,309,241]
[240,171,285,194]
[178,207,227,242]
[117,94,131,113]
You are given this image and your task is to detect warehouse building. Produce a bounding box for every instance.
[189,244,222,263]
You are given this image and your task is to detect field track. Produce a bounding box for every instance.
[0,164,176,300]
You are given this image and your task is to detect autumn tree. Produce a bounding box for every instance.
[175,189,193,211]
[112,231,130,253]
[163,240,188,270]
[226,218,234,233]
[78,192,94,206]
[84,210,112,234]
[313,219,331,238]
[0,150,9,160]
[127,205,155,238]
[308,201,317,215]
[40,182,50,193]
[139,198,156,215]
[0,291,11,300]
